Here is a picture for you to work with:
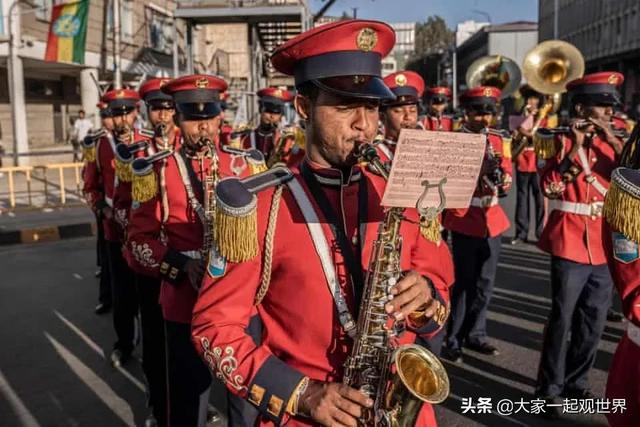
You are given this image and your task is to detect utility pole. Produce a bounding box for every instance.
[452,46,458,109]
[351,7,358,18]
[7,0,29,166]
[113,0,122,89]
[553,0,559,38]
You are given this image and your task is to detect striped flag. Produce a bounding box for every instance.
[44,0,89,64]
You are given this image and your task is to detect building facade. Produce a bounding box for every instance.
[539,0,640,111]
[0,0,188,159]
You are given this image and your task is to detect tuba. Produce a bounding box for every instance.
[466,55,522,98]
[343,143,450,426]
[266,126,306,168]
[513,40,585,158]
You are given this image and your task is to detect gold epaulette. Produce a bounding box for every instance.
[419,216,442,244]
[604,167,640,243]
[131,150,172,203]
[81,132,101,163]
[115,141,149,183]
[215,166,294,262]
[534,128,558,160]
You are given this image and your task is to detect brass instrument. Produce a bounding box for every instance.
[485,140,508,198]
[266,126,305,168]
[199,137,218,257]
[466,55,522,98]
[537,120,629,139]
[511,101,554,159]
[343,143,449,426]
[522,40,585,96]
[155,123,170,150]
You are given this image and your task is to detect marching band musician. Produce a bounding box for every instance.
[375,70,424,165]
[534,72,625,419]
[421,87,454,131]
[191,20,453,427]
[442,86,513,363]
[231,87,303,166]
[83,89,145,368]
[87,101,115,316]
[511,84,546,245]
[126,75,266,427]
[601,128,640,426]
[112,77,179,427]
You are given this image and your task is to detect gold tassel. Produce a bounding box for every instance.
[83,146,96,163]
[215,203,258,263]
[229,138,242,150]
[534,133,557,160]
[249,161,268,175]
[115,158,133,182]
[419,215,441,244]
[132,171,158,203]
[604,179,640,243]
[502,137,513,160]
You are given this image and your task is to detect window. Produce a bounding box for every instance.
[146,7,173,55]
[107,0,135,43]
[34,0,53,22]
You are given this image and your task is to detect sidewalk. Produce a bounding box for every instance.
[0,205,96,245]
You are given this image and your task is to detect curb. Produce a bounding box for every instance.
[0,222,96,245]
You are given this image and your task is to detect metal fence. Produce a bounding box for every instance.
[0,163,86,211]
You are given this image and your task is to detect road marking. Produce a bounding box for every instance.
[0,369,41,427]
[493,286,551,304]
[498,262,550,276]
[44,333,135,427]
[53,310,145,392]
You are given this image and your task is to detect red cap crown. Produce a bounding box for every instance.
[96,101,108,110]
[161,75,228,96]
[566,71,624,90]
[102,89,140,103]
[383,71,425,96]
[461,86,502,101]
[271,19,395,77]
[426,86,452,98]
[257,87,294,102]
[139,78,172,99]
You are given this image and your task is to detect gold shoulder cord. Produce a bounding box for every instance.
[254,185,284,305]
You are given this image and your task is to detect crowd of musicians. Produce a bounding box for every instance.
[81,18,639,427]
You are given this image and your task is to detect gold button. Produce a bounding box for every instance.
[592,196,598,201]
[591,215,596,220]
[592,157,597,162]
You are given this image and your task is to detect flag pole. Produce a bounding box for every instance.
[113,0,122,89]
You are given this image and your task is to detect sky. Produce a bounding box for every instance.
[309,0,539,27]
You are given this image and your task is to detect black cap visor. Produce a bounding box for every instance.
[176,102,222,119]
[259,100,284,114]
[144,89,173,104]
[313,75,395,101]
[464,99,497,114]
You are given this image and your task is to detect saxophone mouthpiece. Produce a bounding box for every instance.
[357,142,389,179]
[155,123,168,137]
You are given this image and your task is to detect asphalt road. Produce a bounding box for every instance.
[0,234,624,427]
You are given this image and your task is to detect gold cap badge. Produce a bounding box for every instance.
[195,78,209,88]
[356,27,377,52]
[608,74,620,85]
[483,87,494,97]
[116,90,126,98]
[395,74,407,86]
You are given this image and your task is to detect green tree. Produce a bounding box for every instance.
[413,15,454,58]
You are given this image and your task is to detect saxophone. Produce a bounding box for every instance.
[155,123,169,150]
[200,137,219,258]
[343,143,450,426]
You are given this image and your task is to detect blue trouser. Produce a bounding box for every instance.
[445,232,501,350]
[536,256,613,397]
[515,171,544,240]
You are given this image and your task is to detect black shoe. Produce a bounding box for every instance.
[144,413,157,427]
[110,349,131,368]
[207,408,221,424]
[95,268,101,278]
[562,388,596,399]
[510,237,525,245]
[538,396,562,420]
[94,303,111,315]
[442,347,463,363]
[607,309,624,322]
[466,341,500,356]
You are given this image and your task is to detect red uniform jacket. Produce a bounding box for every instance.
[191,159,454,426]
[111,129,156,240]
[443,128,512,238]
[126,141,254,323]
[603,222,640,427]
[515,118,548,173]
[83,131,120,242]
[537,134,618,264]
[422,115,453,131]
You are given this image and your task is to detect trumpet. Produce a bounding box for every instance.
[266,127,305,168]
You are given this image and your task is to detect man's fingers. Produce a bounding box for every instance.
[387,284,422,314]
[338,385,373,407]
[330,407,358,427]
[334,394,363,418]
[391,271,420,294]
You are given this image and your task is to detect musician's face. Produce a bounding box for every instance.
[430,102,447,115]
[467,110,494,130]
[178,114,221,150]
[148,106,175,127]
[526,96,540,109]
[382,104,418,141]
[102,117,114,131]
[260,111,282,128]
[112,111,137,135]
[295,89,379,168]
[586,105,614,122]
